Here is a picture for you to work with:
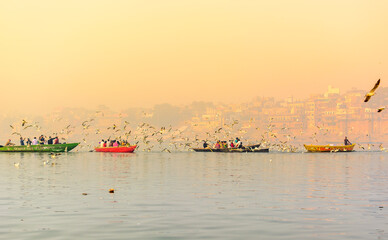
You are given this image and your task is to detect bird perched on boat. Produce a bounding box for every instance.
[364,79,380,102]
[377,107,385,112]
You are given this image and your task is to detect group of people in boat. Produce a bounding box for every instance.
[203,137,243,149]
[99,139,130,148]
[5,135,60,146]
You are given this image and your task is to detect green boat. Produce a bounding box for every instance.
[0,143,80,153]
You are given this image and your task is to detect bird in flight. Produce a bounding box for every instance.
[364,79,380,102]
[377,107,385,113]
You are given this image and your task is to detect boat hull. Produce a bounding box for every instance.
[95,146,136,153]
[304,144,355,152]
[192,144,269,153]
[230,148,269,153]
[192,148,229,152]
[0,143,79,153]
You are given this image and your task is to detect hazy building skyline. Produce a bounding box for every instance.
[1,0,387,114]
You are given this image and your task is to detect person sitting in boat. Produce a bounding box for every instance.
[229,140,235,148]
[39,135,45,145]
[5,139,15,146]
[20,137,25,146]
[54,137,59,144]
[103,141,107,147]
[26,138,32,145]
[344,136,352,146]
[5,139,13,146]
[113,141,119,147]
[203,141,209,148]
[47,136,54,145]
[100,139,105,147]
[214,141,221,149]
[235,138,243,149]
[32,137,38,145]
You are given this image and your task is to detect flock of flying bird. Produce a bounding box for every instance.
[8,79,387,158]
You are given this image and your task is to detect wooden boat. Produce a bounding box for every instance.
[229,148,269,153]
[304,144,355,152]
[191,148,229,152]
[192,144,269,153]
[0,143,79,153]
[95,145,137,153]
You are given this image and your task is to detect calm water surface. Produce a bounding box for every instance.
[1,151,388,239]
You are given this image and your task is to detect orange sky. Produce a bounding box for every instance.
[0,0,387,113]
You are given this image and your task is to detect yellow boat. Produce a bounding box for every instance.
[304,144,355,152]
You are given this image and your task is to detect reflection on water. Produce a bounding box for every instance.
[0,152,387,239]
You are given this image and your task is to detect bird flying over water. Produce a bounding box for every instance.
[364,79,380,102]
[377,107,385,112]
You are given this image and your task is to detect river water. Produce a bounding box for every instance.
[1,151,387,239]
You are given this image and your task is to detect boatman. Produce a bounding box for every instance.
[344,136,352,146]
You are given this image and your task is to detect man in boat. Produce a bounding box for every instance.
[20,137,25,146]
[236,138,243,149]
[32,137,38,145]
[5,139,15,146]
[54,137,59,144]
[344,136,352,146]
[47,136,54,145]
[214,141,221,149]
[26,138,32,145]
[39,135,45,145]
[203,141,209,148]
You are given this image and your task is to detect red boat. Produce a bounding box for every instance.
[95,145,137,153]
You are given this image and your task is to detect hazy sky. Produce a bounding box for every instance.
[0,0,387,113]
